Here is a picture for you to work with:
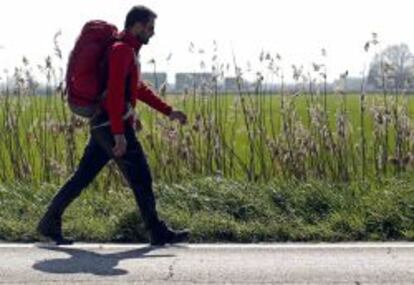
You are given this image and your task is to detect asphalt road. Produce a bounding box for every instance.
[0,243,413,284]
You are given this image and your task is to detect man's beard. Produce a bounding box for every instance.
[136,34,149,45]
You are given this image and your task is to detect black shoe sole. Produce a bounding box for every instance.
[38,228,74,245]
[151,232,189,246]
[47,235,74,245]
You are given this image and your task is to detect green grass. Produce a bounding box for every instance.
[2,93,414,184]
[0,176,413,242]
[1,93,414,242]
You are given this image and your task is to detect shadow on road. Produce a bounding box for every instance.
[32,245,175,276]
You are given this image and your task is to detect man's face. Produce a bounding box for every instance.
[135,18,155,45]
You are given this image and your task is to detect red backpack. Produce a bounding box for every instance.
[65,20,118,118]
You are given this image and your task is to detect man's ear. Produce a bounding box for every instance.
[130,22,142,34]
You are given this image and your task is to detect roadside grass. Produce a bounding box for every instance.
[0,176,412,243]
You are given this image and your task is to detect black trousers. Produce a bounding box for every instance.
[45,113,160,229]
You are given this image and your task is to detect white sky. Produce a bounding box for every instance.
[0,0,413,83]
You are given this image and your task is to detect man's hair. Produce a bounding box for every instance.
[124,5,157,29]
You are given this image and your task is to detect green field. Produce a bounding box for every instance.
[1,92,414,183]
[0,91,413,242]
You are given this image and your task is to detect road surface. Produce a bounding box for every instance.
[0,242,413,284]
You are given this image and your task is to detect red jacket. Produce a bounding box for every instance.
[101,31,172,134]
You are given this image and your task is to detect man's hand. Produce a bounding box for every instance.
[113,134,127,157]
[169,110,187,125]
[134,119,143,132]
[132,112,143,133]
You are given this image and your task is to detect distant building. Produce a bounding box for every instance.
[224,77,239,91]
[141,72,167,89]
[333,77,364,92]
[224,77,257,93]
[175,73,213,92]
[346,77,364,92]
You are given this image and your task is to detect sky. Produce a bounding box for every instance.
[0,0,413,84]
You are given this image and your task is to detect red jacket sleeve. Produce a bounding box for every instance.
[134,81,173,116]
[106,44,133,134]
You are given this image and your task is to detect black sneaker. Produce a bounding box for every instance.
[37,216,74,245]
[150,221,189,246]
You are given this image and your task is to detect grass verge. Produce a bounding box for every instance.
[0,176,413,243]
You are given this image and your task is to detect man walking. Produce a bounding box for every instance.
[38,5,189,245]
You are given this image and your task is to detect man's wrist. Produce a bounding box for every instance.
[165,106,173,116]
